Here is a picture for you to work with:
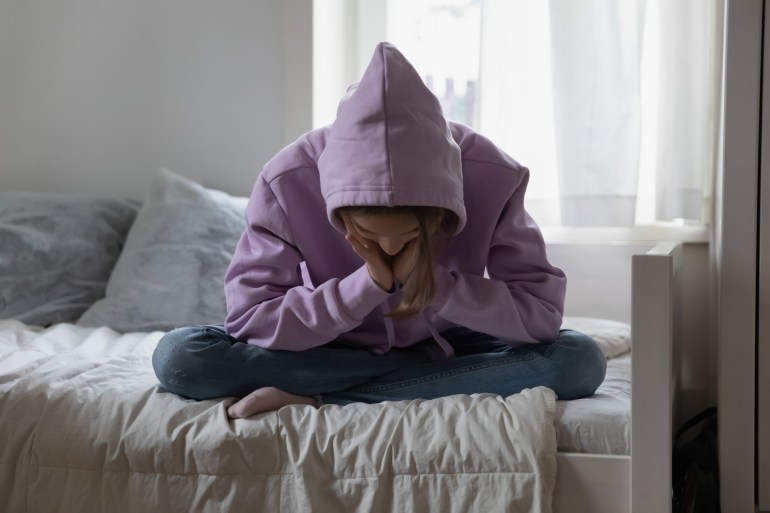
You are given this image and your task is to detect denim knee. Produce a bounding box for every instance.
[151,326,209,397]
[552,330,608,400]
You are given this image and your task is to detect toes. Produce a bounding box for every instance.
[227,403,244,419]
[227,387,318,419]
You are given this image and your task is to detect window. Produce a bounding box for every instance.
[313,0,722,234]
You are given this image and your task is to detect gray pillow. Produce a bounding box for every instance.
[0,191,139,326]
[77,168,248,332]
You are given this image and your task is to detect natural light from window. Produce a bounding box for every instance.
[313,0,720,237]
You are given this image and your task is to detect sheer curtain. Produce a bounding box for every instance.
[382,0,720,228]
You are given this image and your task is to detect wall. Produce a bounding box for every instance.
[0,0,312,199]
[678,243,713,423]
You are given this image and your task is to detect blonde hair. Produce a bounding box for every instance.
[337,205,457,317]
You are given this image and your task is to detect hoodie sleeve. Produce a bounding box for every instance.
[430,170,566,344]
[223,175,391,351]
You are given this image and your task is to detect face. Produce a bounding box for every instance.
[346,212,420,256]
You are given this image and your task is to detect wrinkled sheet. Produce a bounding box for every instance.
[555,354,631,454]
[0,320,558,513]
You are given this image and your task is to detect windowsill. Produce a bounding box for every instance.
[541,224,710,244]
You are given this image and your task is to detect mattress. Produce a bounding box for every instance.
[555,354,631,454]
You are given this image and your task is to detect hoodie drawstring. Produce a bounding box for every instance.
[422,307,455,360]
[380,303,395,352]
[378,303,454,360]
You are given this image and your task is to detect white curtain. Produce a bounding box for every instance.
[654,0,718,223]
[477,0,719,227]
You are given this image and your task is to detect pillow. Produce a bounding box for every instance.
[561,316,631,358]
[77,169,248,332]
[0,191,139,326]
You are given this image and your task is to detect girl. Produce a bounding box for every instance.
[152,43,606,419]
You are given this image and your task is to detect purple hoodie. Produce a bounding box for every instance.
[224,43,566,359]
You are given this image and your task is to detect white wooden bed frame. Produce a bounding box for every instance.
[550,242,681,513]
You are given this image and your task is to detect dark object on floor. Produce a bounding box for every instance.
[673,406,719,513]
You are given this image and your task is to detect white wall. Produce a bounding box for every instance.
[0,0,312,199]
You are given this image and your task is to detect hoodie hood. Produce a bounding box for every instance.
[318,42,466,234]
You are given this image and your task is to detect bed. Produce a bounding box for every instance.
[0,169,681,513]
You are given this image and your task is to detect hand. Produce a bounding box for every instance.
[343,219,394,291]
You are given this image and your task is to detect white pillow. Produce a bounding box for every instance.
[561,316,631,358]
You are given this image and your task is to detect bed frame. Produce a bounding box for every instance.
[550,242,682,513]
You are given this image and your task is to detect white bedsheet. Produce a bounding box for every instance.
[555,354,631,454]
[0,320,558,513]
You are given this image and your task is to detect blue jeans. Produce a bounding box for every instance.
[152,326,606,405]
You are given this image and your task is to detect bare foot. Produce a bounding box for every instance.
[227,386,318,419]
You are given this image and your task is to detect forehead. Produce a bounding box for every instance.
[349,211,419,235]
